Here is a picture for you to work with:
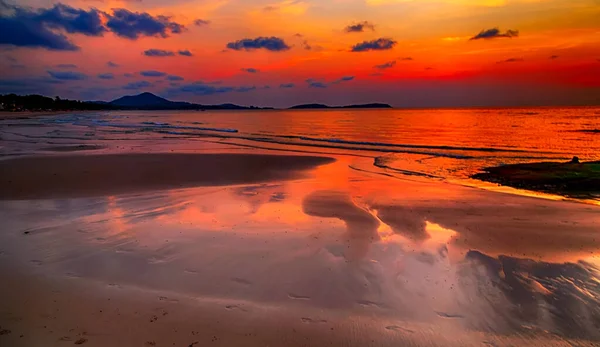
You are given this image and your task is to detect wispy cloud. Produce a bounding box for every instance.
[345,21,375,33]
[470,28,519,40]
[226,37,290,51]
[374,61,396,69]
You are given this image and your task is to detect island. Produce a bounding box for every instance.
[1,93,392,112]
[0,92,273,112]
[289,103,392,110]
[471,158,600,198]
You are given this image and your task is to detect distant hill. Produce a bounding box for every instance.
[289,103,392,110]
[110,92,191,108]
[106,92,272,110]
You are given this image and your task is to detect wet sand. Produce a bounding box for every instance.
[0,153,334,199]
[1,112,600,346]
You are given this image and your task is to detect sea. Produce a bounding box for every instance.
[2,106,599,182]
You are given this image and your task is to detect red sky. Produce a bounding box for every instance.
[1,0,599,107]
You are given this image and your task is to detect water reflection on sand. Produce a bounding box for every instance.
[1,158,599,344]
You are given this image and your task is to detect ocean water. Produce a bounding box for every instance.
[2,107,599,181]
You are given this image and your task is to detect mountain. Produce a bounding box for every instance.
[106,92,272,110]
[289,103,392,110]
[110,92,191,108]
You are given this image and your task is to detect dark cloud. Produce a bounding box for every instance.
[344,21,375,33]
[470,28,519,40]
[351,38,396,52]
[167,82,234,95]
[241,68,259,73]
[167,81,258,96]
[55,64,78,69]
[194,19,209,26]
[107,61,119,67]
[280,83,295,88]
[0,2,107,50]
[332,76,355,84]
[399,56,413,61]
[143,48,174,57]
[97,72,114,79]
[226,37,290,51]
[294,33,303,38]
[0,2,184,50]
[166,75,184,81]
[140,70,166,77]
[497,58,524,64]
[302,40,311,50]
[106,8,185,40]
[374,61,396,69]
[550,55,559,60]
[35,3,106,36]
[306,79,327,88]
[123,80,152,90]
[178,50,193,56]
[47,70,87,80]
[236,86,256,92]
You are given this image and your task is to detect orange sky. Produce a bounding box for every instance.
[1,0,599,106]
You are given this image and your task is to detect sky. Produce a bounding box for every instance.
[0,0,599,107]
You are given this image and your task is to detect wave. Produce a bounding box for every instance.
[267,134,532,154]
[73,120,239,134]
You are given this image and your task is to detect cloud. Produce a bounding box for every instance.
[344,21,375,33]
[241,68,260,73]
[280,83,295,88]
[351,38,396,52]
[167,82,235,95]
[497,58,524,63]
[55,64,78,69]
[226,37,290,51]
[107,61,119,67]
[106,8,185,40]
[47,70,87,80]
[399,56,413,61]
[35,3,106,36]
[302,40,311,50]
[178,50,193,56]
[470,28,519,40]
[236,86,256,92]
[374,61,396,69]
[166,75,184,81]
[143,49,175,57]
[194,19,209,26]
[97,73,114,79]
[0,3,185,50]
[550,55,559,60]
[306,79,327,88]
[123,80,152,90]
[140,70,166,77]
[332,76,355,84]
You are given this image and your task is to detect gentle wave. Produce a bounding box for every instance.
[73,120,239,134]
[267,134,534,154]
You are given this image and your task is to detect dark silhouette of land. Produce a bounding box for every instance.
[0,92,392,112]
[288,103,392,109]
[472,159,600,197]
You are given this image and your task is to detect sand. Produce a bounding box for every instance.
[0,153,334,199]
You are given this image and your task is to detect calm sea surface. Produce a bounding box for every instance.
[3,107,599,180]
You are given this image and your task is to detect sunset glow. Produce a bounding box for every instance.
[1,0,599,107]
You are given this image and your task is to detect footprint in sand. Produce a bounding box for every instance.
[385,325,414,333]
[74,338,88,345]
[231,277,252,285]
[288,293,311,300]
[300,317,327,324]
[435,311,464,319]
[158,296,179,304]
[225,305,248,312]
[356,300,387,309]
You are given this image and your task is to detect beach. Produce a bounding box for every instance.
[1,109,599,346]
